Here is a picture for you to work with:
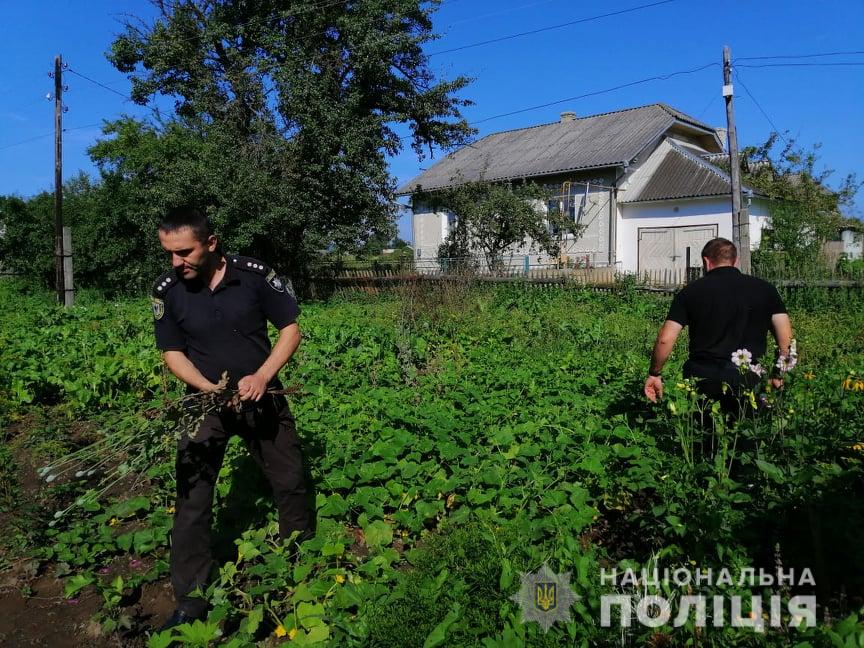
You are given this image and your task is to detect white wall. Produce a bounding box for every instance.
[618,198,733,273]
[748,198,771,251]
[842,228,864,260]
[411,189,613,270]
[412,210,447,261]
[617,197,772,273]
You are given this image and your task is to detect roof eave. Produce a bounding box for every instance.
[397,162,626,196]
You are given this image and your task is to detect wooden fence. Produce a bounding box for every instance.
[307,263,864,297]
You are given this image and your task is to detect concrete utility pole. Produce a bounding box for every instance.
[53,55,74,306]
[722,46,751,273]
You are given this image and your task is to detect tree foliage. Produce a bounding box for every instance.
[0,174,105,289]
[102,0,473,280]
[0,194,53,285]
[414,180,574,271]
[741,133,861,269]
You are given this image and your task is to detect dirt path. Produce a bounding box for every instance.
[0,565,175,647]
[0,412,176,645]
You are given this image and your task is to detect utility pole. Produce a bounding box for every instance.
[53,55,74,306]
[723,46,751,273]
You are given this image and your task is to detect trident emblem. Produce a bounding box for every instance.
[535,582,557,611]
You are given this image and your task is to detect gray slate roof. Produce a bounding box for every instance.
[620,139,752,203]
[398,103,719,194]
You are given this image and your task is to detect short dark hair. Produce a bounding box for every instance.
[701,237,737,264]
[159,206,213,243]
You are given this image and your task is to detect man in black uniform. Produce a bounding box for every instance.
[151,207,312,630]
[644,237,792,405]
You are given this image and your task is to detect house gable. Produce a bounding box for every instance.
[620,139,744,203]
[398,103,722,195]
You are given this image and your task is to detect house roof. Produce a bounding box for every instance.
[619,139,756,203]
[397,103,722,194]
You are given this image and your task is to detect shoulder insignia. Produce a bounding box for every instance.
[151,297,165,320]
[231,255,270,275]
[265,269,286,293]
[152,270,180,297]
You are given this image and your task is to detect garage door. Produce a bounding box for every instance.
[638,224,718,274]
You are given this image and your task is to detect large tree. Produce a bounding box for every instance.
[741,134,860,271]
[105,0,473,277]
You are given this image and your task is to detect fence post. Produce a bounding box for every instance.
[524,254,529,276]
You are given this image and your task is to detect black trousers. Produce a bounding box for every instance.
[170,396,312,616]
[685,359,762,417]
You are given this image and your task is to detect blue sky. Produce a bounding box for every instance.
[2,0,862,241]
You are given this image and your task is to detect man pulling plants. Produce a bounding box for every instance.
[151,206,312,631]
[643,237,793,407]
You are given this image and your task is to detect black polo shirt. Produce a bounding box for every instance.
[666,266,787,380]
[151,255,299,390]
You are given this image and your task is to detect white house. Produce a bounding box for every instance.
[840,227,863,260]
[398,103,769,274]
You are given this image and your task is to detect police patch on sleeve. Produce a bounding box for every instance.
[265,269,286,293]
[151,297,165,320]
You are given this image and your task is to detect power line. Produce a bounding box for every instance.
[469,62,717,125]
[4,94,54,113]
[737,49,864,61]
[67,68,132,101]
[428,0,675,57]
[65,122,104,132]
[445,0,563,27]
[396,61,717,141]
[0,123,107,152]
[696,93,718,120]
[0,131,53,152]
[733,70,787,144]
[736,62,864,69]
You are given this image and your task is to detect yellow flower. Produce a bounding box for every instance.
[335,574,346,584]
[854,380,864,392]
[852,443,864,452]
[108,517,119,527]
[803,371,814,380]
[289,628,298,640]
[166,506,175,514]
[843,378,853,390]
[275,625,287,638]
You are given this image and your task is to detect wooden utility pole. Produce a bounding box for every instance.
[53,55,73,306]
[723,46,751,273]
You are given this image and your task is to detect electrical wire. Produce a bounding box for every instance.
[733,69,788,144]
[66,68,132,101]
[469,62,717,125]
[428,0,675,57]
[736,62,864,69]
[65,123,105,132]
[444,0,563,27]
[696,93,718,120]
[737,50,864,61]
[0,131,53,152]
[0,124,112,152]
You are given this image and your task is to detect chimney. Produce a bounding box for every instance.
[560,111,577,122]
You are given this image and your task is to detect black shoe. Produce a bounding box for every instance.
[157,609,204,633]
